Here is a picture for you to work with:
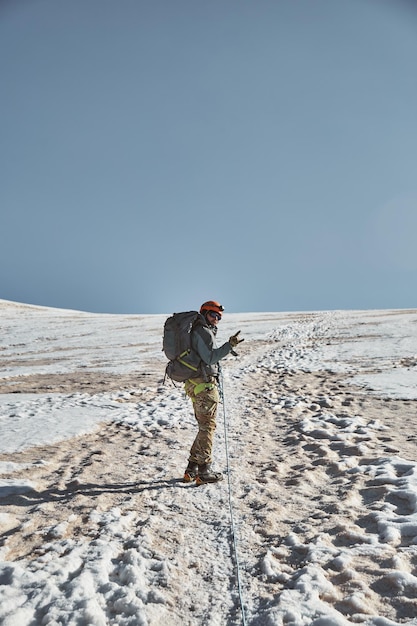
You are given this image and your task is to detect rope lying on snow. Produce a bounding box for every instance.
[218,364,247,626]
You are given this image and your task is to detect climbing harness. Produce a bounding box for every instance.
[187,378,216,396]
[218,364,248,626]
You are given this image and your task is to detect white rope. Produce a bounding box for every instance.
[218,365,247,626]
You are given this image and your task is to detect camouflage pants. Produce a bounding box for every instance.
[184,377,219,466]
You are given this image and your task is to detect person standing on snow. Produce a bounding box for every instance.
[183,300,244,485]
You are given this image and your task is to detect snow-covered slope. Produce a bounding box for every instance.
[1,301,417,625]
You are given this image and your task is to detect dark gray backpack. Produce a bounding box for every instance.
[162,311,203,382]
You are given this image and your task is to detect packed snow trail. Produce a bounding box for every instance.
[1,305,417,625]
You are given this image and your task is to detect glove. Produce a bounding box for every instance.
[229,330,244,348]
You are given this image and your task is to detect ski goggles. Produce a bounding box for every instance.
[208,311,222,320]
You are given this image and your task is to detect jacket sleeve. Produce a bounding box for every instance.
[192,326,232,365]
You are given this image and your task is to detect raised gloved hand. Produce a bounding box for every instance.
[229,330,244,348]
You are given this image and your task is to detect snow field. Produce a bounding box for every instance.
[1,302,417,624]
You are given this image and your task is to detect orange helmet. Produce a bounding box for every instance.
[200,300,225,318]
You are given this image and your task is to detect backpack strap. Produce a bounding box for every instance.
[177,351,199,373]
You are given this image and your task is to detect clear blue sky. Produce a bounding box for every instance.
[1,0,416,314]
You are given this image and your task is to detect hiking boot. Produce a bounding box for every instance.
[195,463,224,486]
[183,462,198,483]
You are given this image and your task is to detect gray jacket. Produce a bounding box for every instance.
[191,318,233,379]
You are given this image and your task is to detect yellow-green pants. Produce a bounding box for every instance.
[184,377,219,465]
